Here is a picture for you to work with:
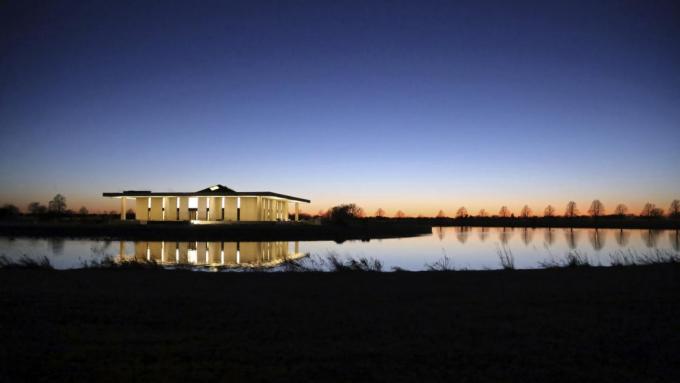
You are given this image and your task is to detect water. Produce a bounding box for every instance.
[0,227,678,270]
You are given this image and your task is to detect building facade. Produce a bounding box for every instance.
[103,184,309,222]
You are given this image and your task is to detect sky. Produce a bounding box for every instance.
[1,0,679,216]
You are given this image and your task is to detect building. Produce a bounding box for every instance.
[103,184,310,222]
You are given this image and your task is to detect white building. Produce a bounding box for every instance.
[103,184,309,222]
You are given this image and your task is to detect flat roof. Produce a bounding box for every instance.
[102,184,310,203]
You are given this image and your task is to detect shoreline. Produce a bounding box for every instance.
[1,264,678,381]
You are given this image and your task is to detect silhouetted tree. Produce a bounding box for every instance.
[375,208,386,218]
[498,206,510,218]
[478,209,488,217]
[395,210,406,218]
[519,205,532,218]
[669,200,680,218]
[27,202,47,215]
[0,204,20,219]
[327,203,364,224]
[640,203,663,217]
[436,210,446,218]
[544,205,555,217]
[614,203,628,217]
[78,206,89,215]
[455,206,468,218]
[48,194,67,214]
[565,201,579,218]
[588,199,605,218]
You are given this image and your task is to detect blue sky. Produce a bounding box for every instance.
[1,0,678,215]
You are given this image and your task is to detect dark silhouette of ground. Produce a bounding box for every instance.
[1,265,678,382]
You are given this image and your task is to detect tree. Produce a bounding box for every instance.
[78,206,89,215]
[436,210,447,218]
[327,203,364,223]
[27,202,47,215]
[669,200,680,218]
[455,206,468,218]
[48,194,67,214]
[565,201,579,218]
[478,209,488,218]
[614,204,628,217]
[498,206,510,218]
[375,208,386,218]
[544,205,555,217]
[640,203,655,217]
[519,205,532,218]
[395,210,406,218]
[0,204,20,219]
[587,199,605,218]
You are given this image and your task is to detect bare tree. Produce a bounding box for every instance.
[565,201,579,218]
[544,205,555,217]
[28,202,47,215]
[519,205,532,218]
[436,210,446,218]
[587,199,605,218]
[614,203,628,217]
[48,194,67,214]
[641,203,655,217]
[327,204,364,223]
[478,209,488,218]
[498,206,510,218]
[455,206,468,218]
[395,210,406,218]
[78,206,89,215]
[375,208,386,218]
[669,200,680,218]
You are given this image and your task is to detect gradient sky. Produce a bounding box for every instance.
[1,0,679,216]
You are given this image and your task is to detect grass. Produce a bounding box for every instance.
[0,254,53,269]
[609,249,680,266]
[497,245,515,270]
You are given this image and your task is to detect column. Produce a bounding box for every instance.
[165,197,178,221]
[295,202,299,221]
[149,198,163,221]
[224,197,237,221]
[209,197,222,221]
[178,197,189,221]
[120,198,126,221]
[197,197,207,220]
[135,197,149,222]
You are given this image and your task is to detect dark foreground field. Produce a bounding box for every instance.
[1,266,679,382]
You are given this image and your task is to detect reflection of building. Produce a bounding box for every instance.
[124,240,303,267]
[103,184,310,222]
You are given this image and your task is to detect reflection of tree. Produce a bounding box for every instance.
[435,226,445,241]
[521,228,533,246]
[614,229,630,247]
[564,228,580,249]
[478,227,489,242]
[670,230,679,252]
[48,238,65,255]
[641,230,660,248]
[544,228,555,246]
[499,227,513,245]
[588,229,606,251]
[456,226,469,244]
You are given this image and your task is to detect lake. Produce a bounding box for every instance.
[1,227,678,270]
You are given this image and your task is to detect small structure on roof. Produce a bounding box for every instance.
[103,184,310,223]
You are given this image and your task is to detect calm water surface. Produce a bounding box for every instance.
[1,227,678,270]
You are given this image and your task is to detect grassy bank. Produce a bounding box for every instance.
[1,265,678,382]
[0,220,431,241]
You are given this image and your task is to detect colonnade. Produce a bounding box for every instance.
[120,196,299,222]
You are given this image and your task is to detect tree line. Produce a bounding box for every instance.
[0,194,111,219]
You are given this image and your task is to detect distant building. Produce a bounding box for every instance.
[103,184,309,222]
